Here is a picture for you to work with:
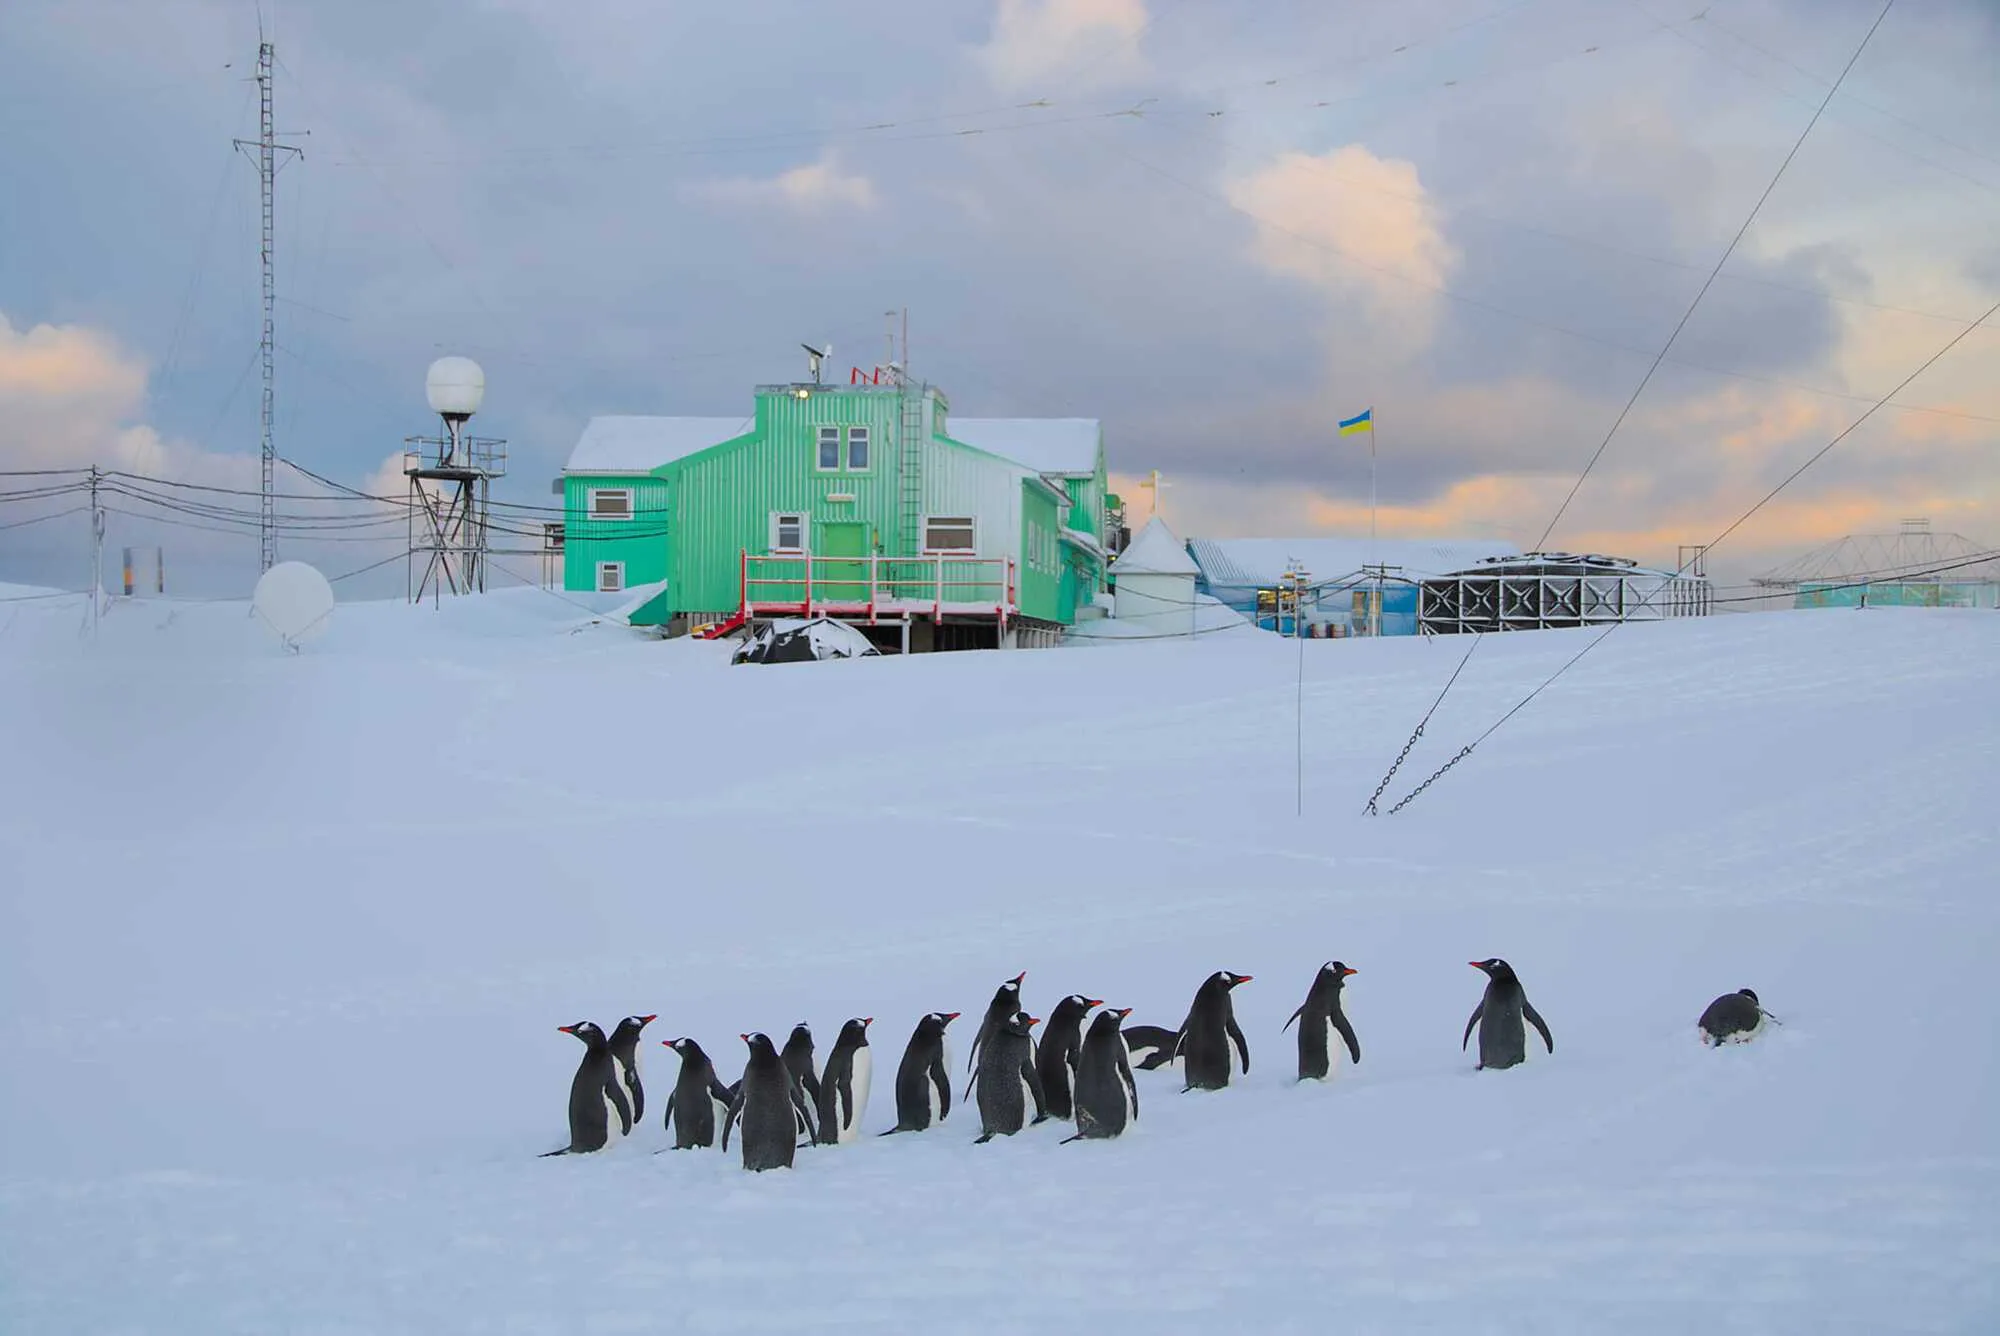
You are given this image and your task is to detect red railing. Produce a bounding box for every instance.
[741,552,1016,624]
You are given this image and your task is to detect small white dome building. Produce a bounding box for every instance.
[1111,516,1200,635]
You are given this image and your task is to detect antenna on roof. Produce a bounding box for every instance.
[796,342,828,384]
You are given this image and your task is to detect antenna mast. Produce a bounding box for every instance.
[234,38,303,573]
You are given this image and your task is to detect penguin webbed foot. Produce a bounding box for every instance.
[974,1131,995,1145]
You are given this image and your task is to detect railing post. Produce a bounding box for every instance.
[804,552,813,613]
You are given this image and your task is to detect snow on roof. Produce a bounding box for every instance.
[564,415,753,473]
[1112,517,1200,576]
[1186,537,1521,587]
[948,418,1101,475]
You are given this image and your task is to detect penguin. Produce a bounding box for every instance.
[722,1032,818,1171]
[1063,1007,1139,1143]
[880,1011,958,1135]
[966,970,1029,1097]
[781,1023,821,1110]
[814,1017,874,1145]
[540,1021,632,1156]
[659,1036,736,1150]
[1698,988,1776,1046]
[605,1013,656,1124]
[1121,1023,1182,1072]
[1173,971,1253,1092]
[973,1010,1047,1144]
[1035,993,1102,1121]
[1463,958,1554,1070]
[1283,962,1360,1082]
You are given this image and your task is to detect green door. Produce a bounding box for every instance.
[816,521,869,604]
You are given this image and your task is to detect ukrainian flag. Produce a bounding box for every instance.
[1338,408,1373,435]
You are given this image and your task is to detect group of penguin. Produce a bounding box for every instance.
[545,959,1780,1171]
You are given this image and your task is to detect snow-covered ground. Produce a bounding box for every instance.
[2,586,1995,1333]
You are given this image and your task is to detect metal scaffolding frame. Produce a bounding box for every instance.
[1419,552,1712,634]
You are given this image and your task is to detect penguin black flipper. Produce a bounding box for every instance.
[789,1073,820,1143]
[1462,1002,1484,1051]
[1283,1003,1304,1033]
[721,1084,745,1152]
[1226,1015,1250,1076]
[929,1051,951,1123]
[1333,1010,1361,1065]
[605,1078,634,1137]
[1523,1000,1554,1055]
[538,1147,570,1157]
[1024,1055,1049,1126]
[1119,1048,1139,1121]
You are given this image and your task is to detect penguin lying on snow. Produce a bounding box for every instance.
[880,1011,958,1135]
[1120,1024,1181,1072]
[606,1014,656,1123]
[1284,962,1359,1082]
[1063,1008,1139,1143]
[1174,971,1253,1091]
[542,1021,633,1156]
[724,1032,819,1171]
[660,1037,737,1150]
[815,1017,874,1145]
[1464,959,1553,1070]
[973,1011,1048,1143]
[1036,994,1102,1121]
[1699,989,1777,1046]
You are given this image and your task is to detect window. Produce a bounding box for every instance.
[596,561,625,593]
[588,488,633,520]
[772,512,808,553]
[817,426,840,471]
[846,425,870,470]
[923,515,975,552]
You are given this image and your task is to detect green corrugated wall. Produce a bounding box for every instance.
[561,474,671,592]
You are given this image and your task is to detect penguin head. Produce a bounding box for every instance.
[931,1011,961,1027]
[557,1020,605,1045]
[742,1031,780,1060]
[1737,988,1760,1004]
[994,971,1027,1002]
[1001,1010,1040,1037]
[1321,961,1358,986]
[1058,994,1102,1017]
[609,1014,656,1043]
[1470,958,1516,982]
[663,1036,703,1058]
[785,1023,813,1047]
[838,1017,873,1045]
[1214,971,1253,990]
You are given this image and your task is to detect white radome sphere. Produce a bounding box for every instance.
[251,561,336,650]
[425,355,486,417]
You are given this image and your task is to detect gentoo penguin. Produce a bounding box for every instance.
[660,1036,736,1150]
[1035,993,1102,1121]
[1063,1007,1139,1143]
[966,970,1029,1097]
[1121,1023,1182,1072]
[541,1021,632,1156]
[781,1023,821,1110]
[606,1013,656,1124]
[1173,971,1253,1091]
[1698,989,1776,1046]
[973,1011,1047,1144]
[1283,962,1360,1082]
[880,1011,958,1135]
[723,1032,818,1171]
[815,1017,874,1145]
[1463,958,1554,1070]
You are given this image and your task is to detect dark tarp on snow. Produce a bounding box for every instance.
[731,616,882,665]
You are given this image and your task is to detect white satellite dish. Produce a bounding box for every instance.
[252,561,336,652]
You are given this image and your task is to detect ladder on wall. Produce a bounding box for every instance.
[897,383,925,557]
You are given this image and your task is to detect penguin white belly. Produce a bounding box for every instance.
[838,1049,872,1143]
[1018,1070,1036,1127]
[602,1088,627,1146]
[710,1091,732,1135]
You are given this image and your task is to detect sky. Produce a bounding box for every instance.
[1,0,1996,600]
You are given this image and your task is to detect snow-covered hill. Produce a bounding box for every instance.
[2,588,1995,1332]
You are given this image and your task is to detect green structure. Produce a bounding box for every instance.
[558,376,1125,649]
[1754,519,2000,613]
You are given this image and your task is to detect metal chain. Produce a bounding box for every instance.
[1363,721,1426,816]
[1386,744,1476,815]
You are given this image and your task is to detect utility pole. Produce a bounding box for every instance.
[234,37,304,574]
[89,467,104,636]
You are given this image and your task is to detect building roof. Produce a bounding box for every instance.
[1112,517,1200,576]
[1186,537,1521,588]
[947,418,1101,475]
[1752,520,2000,588]
[564,415,753,473]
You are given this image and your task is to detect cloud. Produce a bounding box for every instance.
[977,0,1149,94]
[1225,145,1459,352]
[695,152,880,215]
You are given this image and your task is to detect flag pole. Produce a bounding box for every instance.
[1369,415,1379,637]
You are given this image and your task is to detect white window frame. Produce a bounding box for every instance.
[587,487,634,520]
[922,514,976,554]
[596,561,625,592]
[846,425,870,471]
[771,511,809,554]
[816,426,841,471]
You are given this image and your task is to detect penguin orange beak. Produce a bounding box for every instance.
[1237,974,1253,984]
[1026,1016,1042,1027]
[1114,1007,1133,1019]
[1468,961,1484,969]
[943,1012,961,1023]
[1342,968,1359,977]
[556,1024,577,1035]
[739,1032,751,1044]
[1085,998,1104,1008]
[862,1017,873,1027]
[1012,971,1027,985]
[638,1014,657,1025]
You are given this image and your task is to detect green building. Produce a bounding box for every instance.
[557,377,1125,650]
